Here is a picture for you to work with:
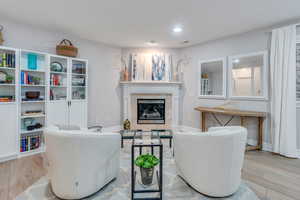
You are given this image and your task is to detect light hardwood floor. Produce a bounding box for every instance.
[1,150,300,200]
[242,151,300,200]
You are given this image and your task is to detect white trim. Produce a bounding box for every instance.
[0,45,19,51]
[228,51,269,101]
[0,153,18,163]
[102,125,122,132]
[119,81,182,85]
[198,57,227,99]
[18,146,46,158]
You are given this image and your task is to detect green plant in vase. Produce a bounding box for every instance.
[6,75,14,84]
[32,77,41,85]
[135,154,159,186]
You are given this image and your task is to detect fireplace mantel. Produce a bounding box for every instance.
[121,82,181,129]
[119,81,183,85]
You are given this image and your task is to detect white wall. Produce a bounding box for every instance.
[0,17,122,127]
[179,30,272,147]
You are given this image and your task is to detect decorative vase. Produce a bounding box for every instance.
[0,25,4,45]
[27,53,38,70]
[123,119,131,130]
[140,167,154,186]
[123,68,129,81]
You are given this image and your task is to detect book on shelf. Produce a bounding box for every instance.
[21,71,42,85]
[20,134,41,152]
[0,52,15,68]
[0,96,15,102]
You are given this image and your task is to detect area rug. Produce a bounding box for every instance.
[16,141,259,200]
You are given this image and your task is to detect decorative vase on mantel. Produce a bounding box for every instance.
[0,25,4,45]
[123,67,129,81]
[123,119,131,130]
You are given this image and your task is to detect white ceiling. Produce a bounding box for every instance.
[0,0,300,48]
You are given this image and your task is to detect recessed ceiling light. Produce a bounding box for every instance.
[173,26,183,33]
[147,40,158,46]
[233,59,240,63]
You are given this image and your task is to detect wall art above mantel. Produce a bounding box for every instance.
[120,53,186,83]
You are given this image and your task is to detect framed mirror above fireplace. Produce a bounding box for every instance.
[137,99,165,124]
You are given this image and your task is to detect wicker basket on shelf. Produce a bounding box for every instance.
[56,39,78,57]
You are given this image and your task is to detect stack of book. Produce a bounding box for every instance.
[21,72,38,85]
[0,52,15,68]
[20,135,41,152]
[0,96,14,102]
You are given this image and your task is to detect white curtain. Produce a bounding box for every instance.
[270,25,298,158]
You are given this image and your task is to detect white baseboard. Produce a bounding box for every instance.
[247,139,273,152]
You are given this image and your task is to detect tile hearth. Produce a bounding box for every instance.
[17,140,259,200]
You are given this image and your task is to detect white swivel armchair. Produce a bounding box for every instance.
[174,126,247,197]
[45,125,120,199]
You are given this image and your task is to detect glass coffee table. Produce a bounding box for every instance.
[120,129,142,148]
[120,129,173,148]
[151,129,173,148]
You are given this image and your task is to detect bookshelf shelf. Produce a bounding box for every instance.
[21,84,46,87]
[50,85,67,88]
[20,128,44,134]
[21,114,45,119]
[50,71,67,75]
[21,100,45,103]
[0,84,15,86]
[19,145,45,158]
[21,69,45,73]
[0,67,16,70]
[0,101,16,104]
[72,86,86,88]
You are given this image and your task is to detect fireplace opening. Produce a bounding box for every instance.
[137,99,165,124]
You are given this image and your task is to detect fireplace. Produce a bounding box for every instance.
[137,99,165,124]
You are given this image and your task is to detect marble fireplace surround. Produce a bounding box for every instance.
[121,82,181,130]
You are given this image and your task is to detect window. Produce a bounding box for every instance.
[228,51,268,100]
[198,58,226,99]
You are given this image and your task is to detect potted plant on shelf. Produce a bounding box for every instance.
[32,77,41,85]
[6,75,14,84]
[135,154,159,186]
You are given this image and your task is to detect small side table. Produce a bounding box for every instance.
[131,131,163,200]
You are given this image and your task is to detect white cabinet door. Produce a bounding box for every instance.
[69,101,87,128]
[0,104,18,162]
[46,101,69,126]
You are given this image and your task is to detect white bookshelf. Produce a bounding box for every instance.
[19,50,47,154]
[0,46,88,162]
[0,46,19,162]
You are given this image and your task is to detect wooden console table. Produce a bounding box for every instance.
[194,106,267,151]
